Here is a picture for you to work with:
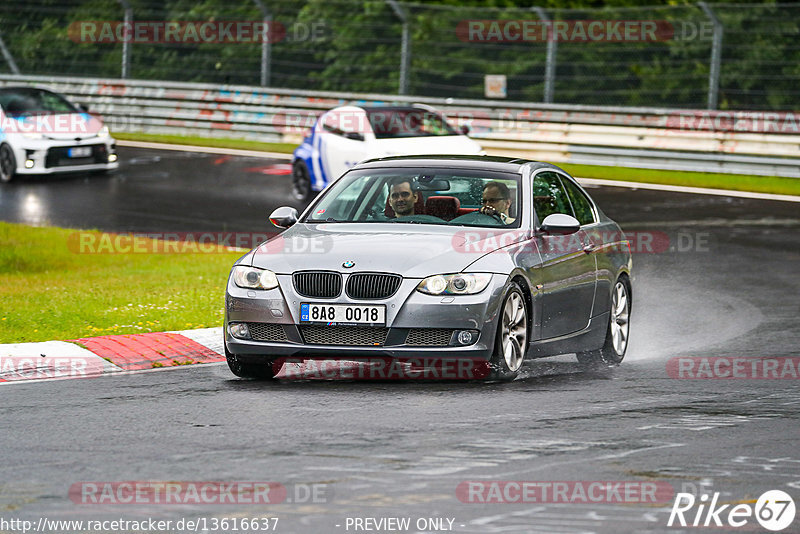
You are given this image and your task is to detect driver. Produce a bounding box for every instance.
[388,177,419,218]
[479,181,515,224]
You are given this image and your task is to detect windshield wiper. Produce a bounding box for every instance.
[307,217,356,223]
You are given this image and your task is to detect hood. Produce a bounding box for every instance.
[8,113,104,140]
[373,135,483,157]
[248,223,524,278]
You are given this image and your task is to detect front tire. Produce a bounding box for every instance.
[487,283,528,380]
[577,277,631,366]
[0,144,16,183]
[292,160,313,202]
[225,344,279,379]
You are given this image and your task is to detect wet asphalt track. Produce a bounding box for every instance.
[1,146,799,533]
[0,148,301,232]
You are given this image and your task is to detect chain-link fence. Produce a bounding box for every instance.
[1,0,798,110]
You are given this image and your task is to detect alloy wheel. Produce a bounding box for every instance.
[501,292,527,372]
[610,280,630,356]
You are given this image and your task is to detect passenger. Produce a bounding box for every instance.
[388,177,419,218]
[479,181,516,224]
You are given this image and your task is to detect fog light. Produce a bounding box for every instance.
[454,330,478,346]
[24,159,35,169]
[108,153,118,163]
[228,323,250,339]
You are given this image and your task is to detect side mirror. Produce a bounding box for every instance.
[269,206,299,229]
[460,124,470,135]
[539,213,580,235]
[76,103,90,113]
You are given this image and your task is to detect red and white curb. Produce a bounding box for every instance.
[0,328,225,385]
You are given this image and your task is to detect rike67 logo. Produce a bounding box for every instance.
[668,490,796,531]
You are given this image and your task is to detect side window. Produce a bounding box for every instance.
[321,110,365,138]
[533,171,572,223]
[40,92,74,114]
[560,176,595,225]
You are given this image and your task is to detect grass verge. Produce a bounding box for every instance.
[113,132,296,154]
[0,222,242,343]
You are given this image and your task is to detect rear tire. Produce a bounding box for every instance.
[577,276,631,367]
[292,160,313,202]
[225,344,279,379]
[487,282,528,381]
[0,144,16,183]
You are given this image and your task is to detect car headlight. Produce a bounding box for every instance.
[231,266,279,290]
[416,273,492,295]
[22,131,44,140]
[97,125,110,138]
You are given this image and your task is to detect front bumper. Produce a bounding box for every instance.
[10,137,119,175]
[224,273,510,361]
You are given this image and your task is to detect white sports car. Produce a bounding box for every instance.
[0,86,118,182]
[291,104,483,200]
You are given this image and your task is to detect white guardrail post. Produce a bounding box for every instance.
[252,0,271,87]
[116,0,133,79]
[0,30,20,74]
[532,7,556,105]
[0,74,797,178]
[698,2,723,111]
[387,0,411,96]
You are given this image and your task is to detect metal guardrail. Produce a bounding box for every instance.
[1,74,799,177]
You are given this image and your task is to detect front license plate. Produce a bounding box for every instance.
[300,303,386,326]
[68,147,92,158]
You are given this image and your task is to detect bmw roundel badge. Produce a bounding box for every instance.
[342,260,355,268]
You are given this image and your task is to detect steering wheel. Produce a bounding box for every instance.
[481,207,505,224]
[365,208,389,221]
[449,210,505,226]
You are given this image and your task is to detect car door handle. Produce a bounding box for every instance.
[583,241,596,253]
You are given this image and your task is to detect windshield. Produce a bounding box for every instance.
[0,88,79,117]
[366,108,459,139]
[304,168,521,228]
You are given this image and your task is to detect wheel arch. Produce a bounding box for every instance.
[509,272,534,342]
[616,270,632,313]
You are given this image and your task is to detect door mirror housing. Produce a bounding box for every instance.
[539,213,580,235]
[460,124,470,135]
[269,206,299,228]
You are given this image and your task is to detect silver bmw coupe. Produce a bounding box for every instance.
[224,155,632,380]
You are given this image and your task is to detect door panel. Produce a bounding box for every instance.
[533,171,597,338]
[320,134,367,181]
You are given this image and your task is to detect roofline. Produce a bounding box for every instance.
[353,154,568,174]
